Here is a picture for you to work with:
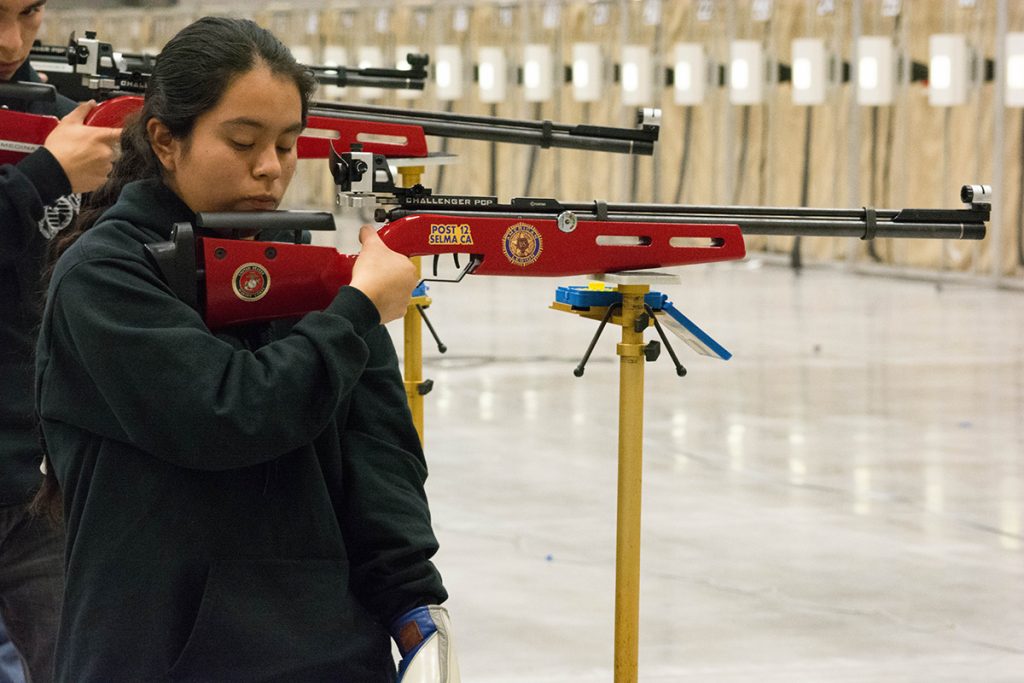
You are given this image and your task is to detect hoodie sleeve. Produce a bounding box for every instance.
[334,325,448,623]
[36,232,384,471]
[0,149,72,265]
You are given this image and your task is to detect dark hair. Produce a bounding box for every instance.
[54,16,316,258]
[32,16,317,522]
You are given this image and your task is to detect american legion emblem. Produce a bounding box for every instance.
[502,222,543,267]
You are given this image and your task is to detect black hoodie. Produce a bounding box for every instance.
[0,61,77,504]
[35,178,446,681]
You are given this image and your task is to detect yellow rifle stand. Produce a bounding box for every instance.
[551,272,680,683]
[397,165,428,443]
[612,282,647,683]
[404,287,431,443]
[392,154,456,444]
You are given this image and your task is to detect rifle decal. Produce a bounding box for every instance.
[231,263,272,302]
[428,224,474,246]
[502,223,544,267]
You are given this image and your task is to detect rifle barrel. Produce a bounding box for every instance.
[310,105,655,155]
[306,65,427,90]
[312,101,654,140]
[333,74,426,90]
[598,215,986,240]
[557,201,903,219]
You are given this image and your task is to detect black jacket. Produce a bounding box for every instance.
[0,61,77,505]
[35,178,446,681]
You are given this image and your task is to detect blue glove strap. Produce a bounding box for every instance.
[390,606,438,660]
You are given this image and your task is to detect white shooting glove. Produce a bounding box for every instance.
[389,605,460,683]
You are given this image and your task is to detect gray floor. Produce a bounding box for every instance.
[389,259,1024,682]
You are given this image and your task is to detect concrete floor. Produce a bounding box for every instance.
[388,259,1024,682]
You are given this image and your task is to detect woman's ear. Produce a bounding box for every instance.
[147,118,178,173]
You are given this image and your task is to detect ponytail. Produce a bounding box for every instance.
[49,114,159,264]
[33,120,158,522]
[29,454,61,525]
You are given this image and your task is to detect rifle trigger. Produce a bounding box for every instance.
[432,255,440,277]
[454,253,461,269]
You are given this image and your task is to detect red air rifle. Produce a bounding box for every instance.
[144,179,990,330]
[0,95,658,166]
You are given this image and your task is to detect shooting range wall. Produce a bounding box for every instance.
[40,0,1022,287]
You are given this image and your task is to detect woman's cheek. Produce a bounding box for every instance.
[283,157,298,182]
